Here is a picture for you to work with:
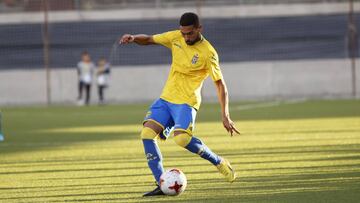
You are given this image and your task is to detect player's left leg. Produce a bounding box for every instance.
[174,131,222,164]
[171,104,236,182]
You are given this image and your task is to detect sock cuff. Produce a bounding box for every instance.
[174,133,192,147]
[141,127,158,139]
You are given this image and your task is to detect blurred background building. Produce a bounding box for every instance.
[0,0,359,105]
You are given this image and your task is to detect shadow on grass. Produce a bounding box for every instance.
[1,144,360,202]
[1,168,360,202]
[0,101,359,202]
[0,131,140,155]
[0,99,359,155]
[1,144,360,174]
[0,104,146,155]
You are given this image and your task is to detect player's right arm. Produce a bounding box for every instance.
[120,31,175,48]
[119,34,155,45]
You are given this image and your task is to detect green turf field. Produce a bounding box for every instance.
[0,100,360,202]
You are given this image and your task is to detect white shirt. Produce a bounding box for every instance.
[97,63,111,86]
[77,61,95,84]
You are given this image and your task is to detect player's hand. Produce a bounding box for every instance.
[222,116,240,136]
[119,34,134,44]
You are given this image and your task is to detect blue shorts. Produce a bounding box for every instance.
[143,98,197,139]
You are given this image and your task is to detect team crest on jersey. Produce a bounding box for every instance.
[191,54,199,64]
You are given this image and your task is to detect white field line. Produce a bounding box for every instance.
[234,99,307,111]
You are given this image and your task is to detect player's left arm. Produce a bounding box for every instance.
[208,47,240,136]
[215,79,240,136]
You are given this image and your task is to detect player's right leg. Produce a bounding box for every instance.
[141,121,165,196]
[141,99,173,196]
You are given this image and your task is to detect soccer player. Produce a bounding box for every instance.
[77,51,95,106]
[120,12,240,196]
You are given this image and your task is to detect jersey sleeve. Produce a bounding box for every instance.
[208,49,223,81]
[152,30,176,49]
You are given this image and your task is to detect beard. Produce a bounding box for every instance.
[186,40,196,45]
[185,35,201,45]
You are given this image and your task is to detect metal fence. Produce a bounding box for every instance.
[0,0,352,12]
[0,0,358,104]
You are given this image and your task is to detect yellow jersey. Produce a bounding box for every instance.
[153,30,223,110]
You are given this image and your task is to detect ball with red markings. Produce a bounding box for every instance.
[159,168,187,196]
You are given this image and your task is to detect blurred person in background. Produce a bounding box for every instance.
[77,51,95,106]
[96,57,111,105]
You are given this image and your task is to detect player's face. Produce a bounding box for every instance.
[180,25,201,45]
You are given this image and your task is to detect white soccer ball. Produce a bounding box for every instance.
[159,168,187,196]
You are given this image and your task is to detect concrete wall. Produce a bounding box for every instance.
[1,59,359,106]
[203,59,359,101]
